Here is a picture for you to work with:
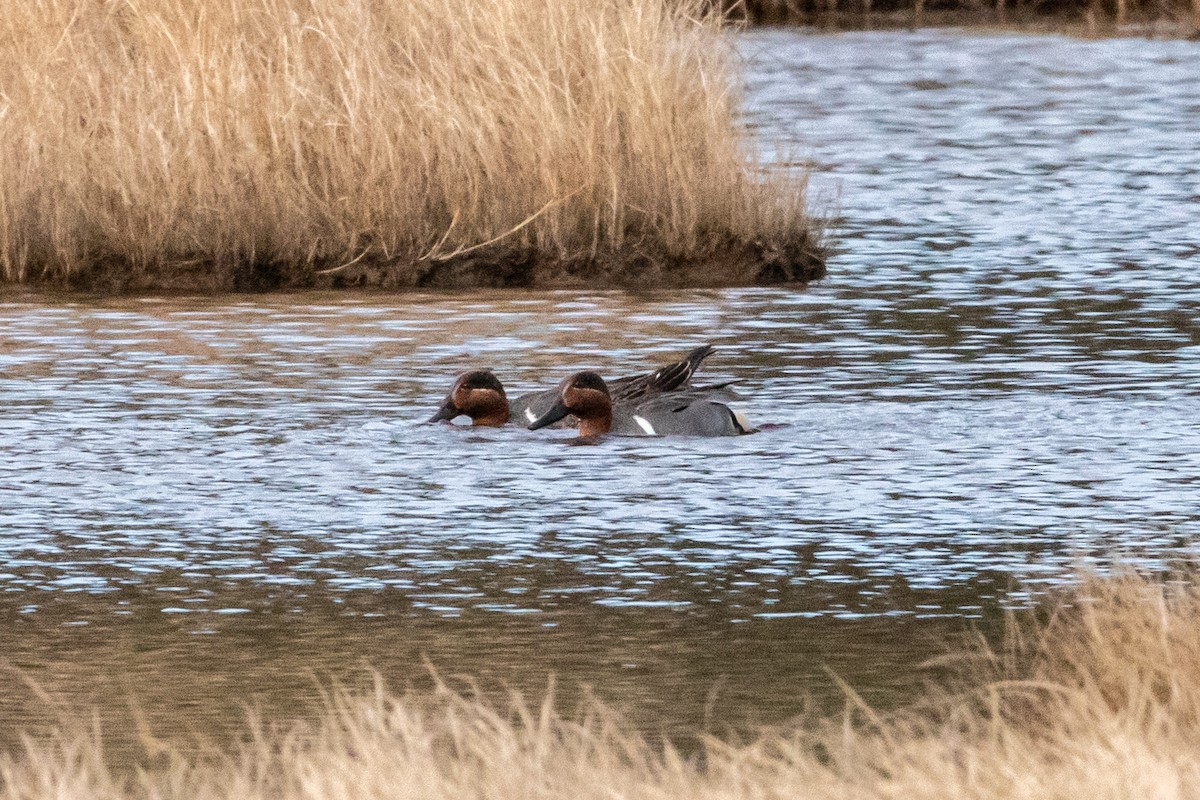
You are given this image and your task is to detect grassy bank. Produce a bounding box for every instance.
[0,0,822,293]
[733,0,1200,35]
[4,569,1199,798]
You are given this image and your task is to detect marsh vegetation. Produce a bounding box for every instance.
[733,0,1200,35]
[0,0,821,292]
[3,571,1198,799]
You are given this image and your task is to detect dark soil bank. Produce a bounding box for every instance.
[730,0,1200,33]
[42,237,826,294]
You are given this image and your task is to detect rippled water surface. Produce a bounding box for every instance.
[2,29,1199,755]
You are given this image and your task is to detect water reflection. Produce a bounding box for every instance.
[2,291,1196,619]
[2,28,1200,757]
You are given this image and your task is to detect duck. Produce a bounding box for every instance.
[527,370,752,437]
[428,344,715,427]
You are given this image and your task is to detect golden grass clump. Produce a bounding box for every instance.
[4,569,1200,799]
[0,0,822,291]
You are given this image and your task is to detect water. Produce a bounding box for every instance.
[2,29,1199,756]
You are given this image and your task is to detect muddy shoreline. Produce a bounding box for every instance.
[734,2,1200,36]
[17,237,826,295]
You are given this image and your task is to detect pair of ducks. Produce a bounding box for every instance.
[429,344,752,437]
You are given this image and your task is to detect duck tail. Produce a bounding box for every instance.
[649,344,714,392]
[729,408,756,435]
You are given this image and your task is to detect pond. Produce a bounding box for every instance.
[1,28,1198,759]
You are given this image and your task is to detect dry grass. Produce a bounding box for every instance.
[0,0,821,291]
[4,569,1200,799]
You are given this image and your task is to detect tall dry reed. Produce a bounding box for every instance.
[0,0,819,290]
[4,569,1200,799]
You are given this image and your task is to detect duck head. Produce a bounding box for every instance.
[429,370,510,426]
[528,371,612,437]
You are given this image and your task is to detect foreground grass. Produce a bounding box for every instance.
[4,569,1200,799]
[0,0,821,291]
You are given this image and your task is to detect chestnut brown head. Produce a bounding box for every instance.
[429,370,510,427]
[528,371,612,436]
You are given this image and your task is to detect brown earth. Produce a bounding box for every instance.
[51,237,827,295]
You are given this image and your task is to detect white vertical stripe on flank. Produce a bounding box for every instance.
[633,415,656,435]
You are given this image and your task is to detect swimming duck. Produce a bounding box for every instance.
[527,370,751,437]
[429,344,715,427]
